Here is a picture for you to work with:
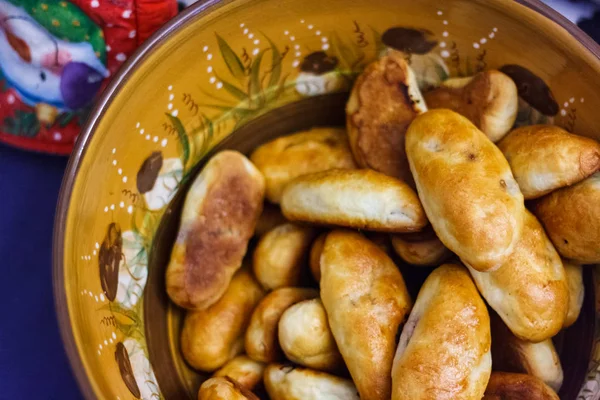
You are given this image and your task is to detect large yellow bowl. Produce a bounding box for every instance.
[54,0,600,398]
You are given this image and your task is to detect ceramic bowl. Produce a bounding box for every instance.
[54,0,600,398]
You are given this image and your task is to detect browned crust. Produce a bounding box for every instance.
[245,287,318,362]
[166,151,265,310]
[346,51,421,184]
[483,372,559,400]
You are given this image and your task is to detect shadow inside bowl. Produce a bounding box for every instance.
[144,92,595,399]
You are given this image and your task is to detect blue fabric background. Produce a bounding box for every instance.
[0,2,598,399]
[0,144,80,399]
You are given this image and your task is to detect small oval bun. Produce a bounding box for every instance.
[166,151,265,310]
[497,124,600,199]
[483,372,559,400]
[392,264,491,400]
[532,172,600,263]
[423,70,518,142]
[181,268,265,372]
[213,355,265,390]
[321,230,412,400]
[245,287,318,362]
[281,169,427,232]
[264,363,359,400]
[309,233,327,282]
[563,260,584,328]
[278,298,344,372]
[346,50,426,183]
[255,204,287,237]
[391,228,451,266]
[250,127,357,203]
[253,223,316,290]
[468,211,568,342]
[490,311,563,392]
[406,109,525,272]
[198,377,259,400]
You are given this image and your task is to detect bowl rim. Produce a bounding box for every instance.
[52,0,600,398]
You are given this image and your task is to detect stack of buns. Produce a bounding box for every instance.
[165,53,596,400]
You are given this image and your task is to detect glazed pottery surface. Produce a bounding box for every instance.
[54,0,600,399]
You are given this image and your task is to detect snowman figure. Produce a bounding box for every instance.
[0,0,108,122]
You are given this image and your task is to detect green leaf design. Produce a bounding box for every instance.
[56,112,75,127]
[249,50,266,105]
[2,110,40,137]
[214,74,247,100]
[331,33,355,69]
[165,114,190,169]
[264,35,282,90]
[215,33,246,79]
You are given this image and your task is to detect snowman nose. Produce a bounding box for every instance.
[60,62,105,109]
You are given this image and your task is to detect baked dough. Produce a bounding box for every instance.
[532,172,600,263]
[250,127,356,203]
[489,311,563,392]
[309,233,327,282]
[245,287,318,362]
[468,211,568,342]
[181,268,265,372]
[198,377,259,400]
[320,230,412,400]
[497,124,600,199]
[264,363,359,400]
[390,228,451,266]
[405,109,525,272]
[166,151,265,310]
[483,372,559,400]
[563,260,584,328]
[392,264,491,400]
[278,298,343,372]
[346,50,426,183]
[253,223,315,290]
[423,70,518,142]
[281,169,427,232]
[213,355,265,390]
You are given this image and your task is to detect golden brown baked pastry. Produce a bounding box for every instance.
[213,355,266,390]
[468,211,568,342]
[483,372,559,400]
[166,151,265,310]
[255,203,287,237]
[198,377,259,400]
[321,230,412,400]
[264,364,359,400]
[309,233,327,282]
[181,268,265,372]
[281,169,427,232]
[250,127,357,203]
[278,298,343,372]
[346,51,426,183]
[245,287,318,362]
[489,312,563,392]
[390,228,451,266]
[392,264,491,400]
[423,70,518,142]
[532,172,600,263]
[405,109,525,272]
[563,260,584,328]
[497,125,600,199]
[253,223,316,290]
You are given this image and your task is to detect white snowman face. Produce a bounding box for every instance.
[0,28,63,107]
[0,0,108,109]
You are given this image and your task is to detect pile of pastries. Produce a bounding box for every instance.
[165,51,600,400]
